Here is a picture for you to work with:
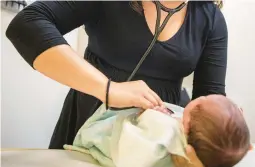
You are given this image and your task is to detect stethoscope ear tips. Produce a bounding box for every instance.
[153,0,188,13]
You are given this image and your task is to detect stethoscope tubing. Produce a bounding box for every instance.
[127,0,188,81]
[109,1,188,111]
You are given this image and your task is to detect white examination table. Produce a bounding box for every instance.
[1,146,255,167]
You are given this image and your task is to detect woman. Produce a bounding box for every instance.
[6,0,227,164]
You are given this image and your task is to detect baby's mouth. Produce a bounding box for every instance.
[153,106,173,115]
[165,107,175,114]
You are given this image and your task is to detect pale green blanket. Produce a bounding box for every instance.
[64,103,188,167]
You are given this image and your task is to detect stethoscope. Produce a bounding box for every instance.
[109,0,188,111]
[127,0,189,81]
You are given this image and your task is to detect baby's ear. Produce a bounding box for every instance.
[249,144,253,150]
[239,107,244,114]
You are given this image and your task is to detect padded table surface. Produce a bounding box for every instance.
[1,149,101,167]
[1,148,255,167]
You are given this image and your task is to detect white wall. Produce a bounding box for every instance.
[183,1,255,142]
[224,0,255,142]
[1,9,79,148]
[77,26,88,56]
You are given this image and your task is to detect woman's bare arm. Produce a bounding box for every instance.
[6,1,108,101]
[6,1,163,108]
[34,45,108,101]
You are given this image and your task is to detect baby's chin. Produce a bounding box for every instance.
[171,114,183,122]
[168,110,184,124]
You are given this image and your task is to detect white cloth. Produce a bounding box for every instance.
[64,103,188,167]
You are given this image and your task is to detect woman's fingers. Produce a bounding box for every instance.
[138,80,163,106]
[149,89,163,106]
[136,96,154,109]
[109,80,163,109]
[143,91,159,107]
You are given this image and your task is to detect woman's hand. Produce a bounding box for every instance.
[107,80,163,109]
[32,45,162,110]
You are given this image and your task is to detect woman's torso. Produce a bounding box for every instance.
[83,1,215,103]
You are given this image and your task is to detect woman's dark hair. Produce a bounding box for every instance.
[130,1,223,14]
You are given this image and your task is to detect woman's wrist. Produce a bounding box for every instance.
[105,78,112,109]
[90,76,109,102]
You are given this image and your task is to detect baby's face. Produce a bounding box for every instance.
[153,97,207,131]
[152,95,236,135]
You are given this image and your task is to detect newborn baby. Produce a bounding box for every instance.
[64,95,251,167]
[157,95,251,167]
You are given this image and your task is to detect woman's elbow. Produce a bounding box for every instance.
[192,86,226,100]
[5,8,57,68]
[6,13,22,41]
[5,11,35,65]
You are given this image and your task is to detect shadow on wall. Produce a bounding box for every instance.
[1,1,27,13]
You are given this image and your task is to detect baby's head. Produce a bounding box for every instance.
[183,95,250,167]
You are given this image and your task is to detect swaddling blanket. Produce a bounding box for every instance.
[64,103,188,167]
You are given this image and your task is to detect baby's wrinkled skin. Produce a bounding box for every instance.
[151,95,252,167]
[152,95,226,134]
[149,99,205,167]
[148,97,210,167]
[151,96,227,167]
